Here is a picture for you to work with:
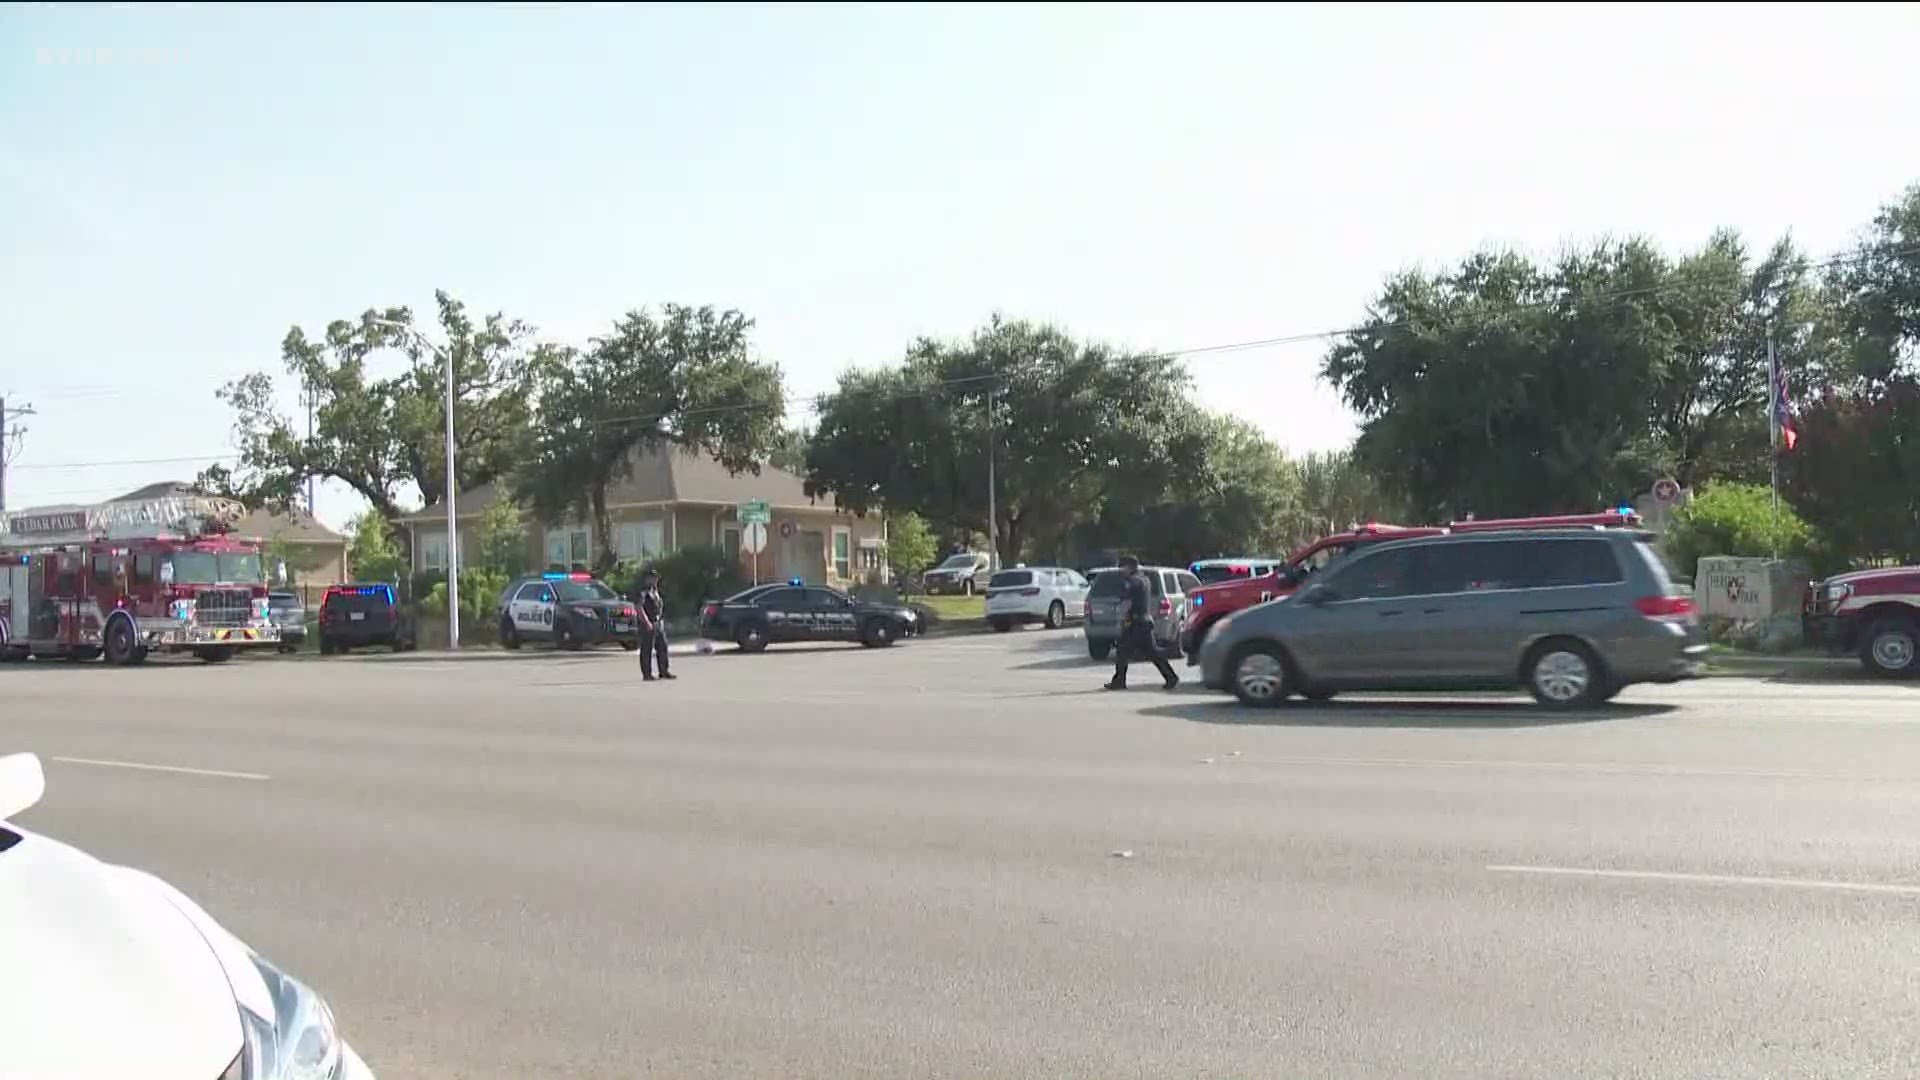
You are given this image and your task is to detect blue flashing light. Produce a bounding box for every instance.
[543,572,568,580]
[1615,505,1633,516]
[1192,594,1203,607]
[788,577,803,587]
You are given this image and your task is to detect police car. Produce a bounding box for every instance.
[698,579,918,652]
[496,572,643,651]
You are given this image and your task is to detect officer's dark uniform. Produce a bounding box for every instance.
[635,574,674,681]
[1107,565,1178,690]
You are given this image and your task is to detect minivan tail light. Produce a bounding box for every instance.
[1157,597,1173,616]
[701,603,719,619]
[1018,587,1040,597]
[1634,595,1696,622]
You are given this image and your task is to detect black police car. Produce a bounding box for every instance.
[317,583,418,654]
[497,572,643,651]
[698,579,918,652]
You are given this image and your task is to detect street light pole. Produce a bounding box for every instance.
[371,318,459,650]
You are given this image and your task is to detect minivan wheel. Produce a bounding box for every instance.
[1045,602,1065,629]
[1229,644,1290,707]
[1525,640,1605,709]
[1861,617,1918,679]
[1087,638,1112,661]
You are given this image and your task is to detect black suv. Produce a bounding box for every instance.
[496,573,642,651]
[317,583,417,654]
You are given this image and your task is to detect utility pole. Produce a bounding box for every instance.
[305,383,316,517]
[985,379,998,573]
[0,397,36,514]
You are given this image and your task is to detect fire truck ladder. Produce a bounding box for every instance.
[0,494,248,544]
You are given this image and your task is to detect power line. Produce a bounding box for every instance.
[8,452,238,471]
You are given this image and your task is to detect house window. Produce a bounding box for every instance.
[422,532,448,571]
[615,520,666,563]
[545,526,590,569]
[831,526,852,579]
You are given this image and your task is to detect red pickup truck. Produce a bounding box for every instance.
[1803,565,1920,678]
[1178,511,1644,663]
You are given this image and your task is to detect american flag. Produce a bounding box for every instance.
[1769,342,1798,452]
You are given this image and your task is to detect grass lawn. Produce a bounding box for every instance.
[918,594,986,624]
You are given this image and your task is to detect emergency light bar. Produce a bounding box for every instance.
[542,572,593,581]
[788,577,803,587]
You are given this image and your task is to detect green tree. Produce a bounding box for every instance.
[473,497,530,575]
[1785,376,1920,565]
[214,291,537,523]
[767,427,810,474]
[346,510,406,585]
[1827,182,1920,385]
[516,305,786,571]
[1323,233,1828,518]
[1664,482,1820,579]
[1086,414,1305,564]
[805,317,1205,565]
[882,511,938,582]
[1291,448,1407,539]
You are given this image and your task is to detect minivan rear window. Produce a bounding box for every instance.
[989,571,1032,588]
[1089,570,1162,597]
[1520,539,1624,588]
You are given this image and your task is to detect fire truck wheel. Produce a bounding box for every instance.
[194,646,235,664]
[103,618,140,666]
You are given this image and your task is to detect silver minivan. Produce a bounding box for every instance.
[1199,529,1706,708]
[1084,565,1202,660]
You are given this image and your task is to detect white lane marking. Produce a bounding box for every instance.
[1260,755,1890,782]
[50,756,270,782]
[1488,864,1920,896]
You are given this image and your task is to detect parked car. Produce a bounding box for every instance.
[497,572,642,651]
[985,566,1089,631]
[267,589,306,654]
[317,583,417,654]
[922,552,992,596]
[1199,528,1706,709]
[0,752,377,1079]
[699,580,918,651]
[1803,564,1919,678]
[1083,565,1201,660]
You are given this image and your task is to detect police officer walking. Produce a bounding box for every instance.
[634,567,674,681]
[1105,555,1179,691]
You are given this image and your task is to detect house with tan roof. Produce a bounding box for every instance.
[392,446,885,587]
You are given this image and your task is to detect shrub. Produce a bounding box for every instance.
[629,546,746,619]
[1664,482,1823,579]
[420,567,512,643]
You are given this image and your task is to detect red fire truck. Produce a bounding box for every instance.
[1179,510,1645,662]
[0,494,281,665]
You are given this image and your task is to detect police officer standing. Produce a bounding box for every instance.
[634,567,674,681]
[1105,555,1179,691]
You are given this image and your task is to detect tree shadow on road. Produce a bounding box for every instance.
[1138,699,1677,729]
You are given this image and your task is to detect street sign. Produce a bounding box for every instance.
[1653,477,1681,504]
[739,500,770,525]
[742,521,768,555]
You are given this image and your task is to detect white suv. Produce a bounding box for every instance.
[922,552,992,595]
[985,566,1089,631]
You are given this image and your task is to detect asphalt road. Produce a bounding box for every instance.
[9,632,1920,1079]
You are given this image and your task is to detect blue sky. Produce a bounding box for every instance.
[3,2,1916,530]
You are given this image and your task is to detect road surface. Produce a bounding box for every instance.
[9,633,1919,1079]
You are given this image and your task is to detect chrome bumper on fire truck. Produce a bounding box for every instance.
[144,624,281,647]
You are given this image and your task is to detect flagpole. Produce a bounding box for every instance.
[1767,334,1779,561]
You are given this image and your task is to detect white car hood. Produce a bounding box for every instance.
[0,824,243,1080]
